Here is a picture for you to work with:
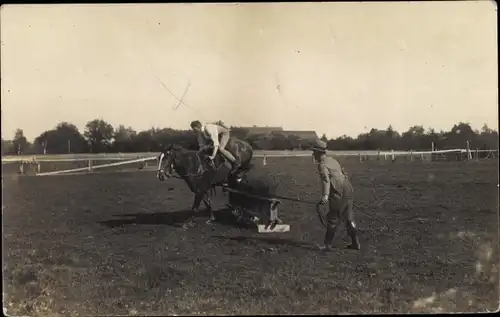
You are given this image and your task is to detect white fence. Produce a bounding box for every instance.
[2,148,497,177]
[1,148,480,163]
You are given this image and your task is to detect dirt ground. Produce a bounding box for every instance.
[2,157,499,315]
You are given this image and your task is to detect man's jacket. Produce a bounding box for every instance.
[317,156,348,197]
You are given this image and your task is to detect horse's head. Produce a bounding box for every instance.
[157,144,182,181]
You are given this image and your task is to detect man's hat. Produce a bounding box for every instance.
[311,139,328,153]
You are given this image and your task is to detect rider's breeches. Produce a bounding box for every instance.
[323,178,358,246]
[218,132,237,163]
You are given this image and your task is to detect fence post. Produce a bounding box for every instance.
[37,162,41,174]
[409,149,413,162]
[88,159,93,172]
[359,153,362,163]
[391,149,395,162]
[431,142,435,152]
[475,148,479,161]
[263,155,267,166]
[466,140,472,160]
[377,150,380,160]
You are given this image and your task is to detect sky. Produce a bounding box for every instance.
[1,2,498,141]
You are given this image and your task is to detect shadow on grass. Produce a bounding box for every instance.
[98,208,253,230]
[211,235,320,252]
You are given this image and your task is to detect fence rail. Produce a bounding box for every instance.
[2,148,488,163]
[3,148,497,177]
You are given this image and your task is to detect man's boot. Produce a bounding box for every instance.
[321,224,338,251]
[346,221,361,250]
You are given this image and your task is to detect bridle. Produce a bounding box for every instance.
[157,149,175,181]
[157,147,217,181]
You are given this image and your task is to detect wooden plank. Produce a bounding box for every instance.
[258,224,290,233]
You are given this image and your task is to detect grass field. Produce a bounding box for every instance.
[2,157,499,315]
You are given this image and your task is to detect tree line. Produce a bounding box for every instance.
[1,119,498,155]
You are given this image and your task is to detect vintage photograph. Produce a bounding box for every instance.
[1,2,498,315]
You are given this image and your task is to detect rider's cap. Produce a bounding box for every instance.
[190,120,202,129]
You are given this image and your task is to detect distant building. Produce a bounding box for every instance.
[240,126,283,137]
[282,130,318,140]
[235,126,317,141]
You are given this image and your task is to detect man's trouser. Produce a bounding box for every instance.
[218,132,238,164]
[323,177,360,247]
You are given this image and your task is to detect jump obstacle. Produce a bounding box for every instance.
[222,185,291,233]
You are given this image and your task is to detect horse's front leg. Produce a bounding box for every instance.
[203,196,215,224]
[182,192,205,229]
[191,191,205,212]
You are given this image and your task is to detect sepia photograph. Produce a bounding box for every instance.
[1,2,498,315]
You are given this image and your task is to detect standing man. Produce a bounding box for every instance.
[311,139,361,251]
[190,120,240,173]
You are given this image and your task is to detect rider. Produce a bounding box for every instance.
[190,120,240,173]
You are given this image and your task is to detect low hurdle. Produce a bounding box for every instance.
[223,185,290,233]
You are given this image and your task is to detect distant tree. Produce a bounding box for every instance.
[478,123,499,149]
[12,129,28,154]
[442,122,475,149]
[327,134,357,150]
[269,132,291,150]
[401,125,426,149]
[1,138,14,155]
[112,125,137,152]
[423,127,440,150]
[247,134,270,150]
[34,122,88,154]
[84,119,114,152]
[15,118,499,153]
[133,130,155,152]
[230,127,250,140]
[385,125,401,149]
[481,123,494,135]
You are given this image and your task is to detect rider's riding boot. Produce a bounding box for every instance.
[231,161,241,174]
[346,221,361,250]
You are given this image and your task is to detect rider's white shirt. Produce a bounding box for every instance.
[197,123,230,148]
[196,123,220,148]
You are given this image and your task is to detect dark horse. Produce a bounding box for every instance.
[157,137,254,224]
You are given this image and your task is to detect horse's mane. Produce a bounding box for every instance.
[165,143,200,154]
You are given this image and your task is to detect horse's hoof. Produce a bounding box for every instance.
[182,219,196,229]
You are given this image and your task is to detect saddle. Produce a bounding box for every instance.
[198,147,229,172]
